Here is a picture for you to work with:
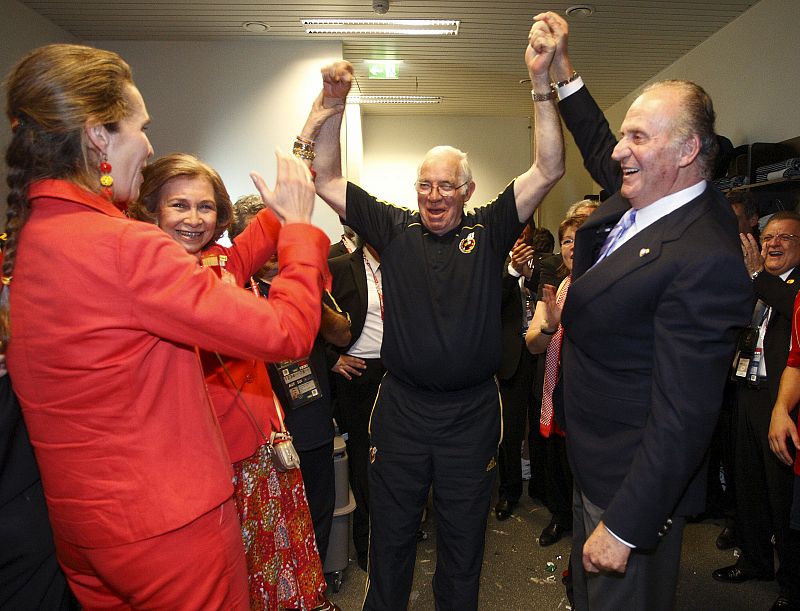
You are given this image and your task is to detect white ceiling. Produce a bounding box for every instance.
[19,0,762,116]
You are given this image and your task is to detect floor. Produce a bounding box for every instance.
[325,492,780,610]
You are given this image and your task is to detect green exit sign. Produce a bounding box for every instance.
[366,60,401,79]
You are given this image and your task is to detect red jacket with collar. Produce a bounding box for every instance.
[6,179,327,548]
[201,209,287,463]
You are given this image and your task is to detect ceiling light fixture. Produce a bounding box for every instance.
[347,95,442,104]
[242,21,270,32]
[565,4,595,18]
[302,19,460,36]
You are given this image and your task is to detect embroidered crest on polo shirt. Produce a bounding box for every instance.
[459,231,476,254]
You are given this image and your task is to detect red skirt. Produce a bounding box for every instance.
[232,443,325,610]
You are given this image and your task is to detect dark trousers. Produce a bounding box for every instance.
[570,486,685,611]
[364,375,500,611]
[298,439,335,564]
[544,434,573,526]
[735,384,798,596]
[497,350,538,503]
[332,358,385,560]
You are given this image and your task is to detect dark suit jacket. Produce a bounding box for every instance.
[755,268,800,401]
[328,248,369,351]
[499,269,525,380]
[559,85,753,548]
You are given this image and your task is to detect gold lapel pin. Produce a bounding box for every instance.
[639,248,650,257]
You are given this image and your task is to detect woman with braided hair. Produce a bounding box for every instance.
[2,43,329,608]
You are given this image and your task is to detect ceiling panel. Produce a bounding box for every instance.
[18,0,761,116]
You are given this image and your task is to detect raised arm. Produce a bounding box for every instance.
[310,61,354,220]
[535,11,622,195]
[513,20,565,223]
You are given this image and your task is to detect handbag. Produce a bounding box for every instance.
[214,352,300,471]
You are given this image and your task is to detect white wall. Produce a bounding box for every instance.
[0,0,78,212]
[96,39,345,239]
[604,0,800,149]
[360,115,531,212]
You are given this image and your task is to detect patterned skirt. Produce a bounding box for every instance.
[232,443,326,610]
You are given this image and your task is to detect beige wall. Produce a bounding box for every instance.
[0,0,78,213]
[605,0,800,159]
[360,115,531,212]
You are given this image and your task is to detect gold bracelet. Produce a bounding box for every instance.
[531,89,557,102]
[296,134,315,146]
[292,144,315,161]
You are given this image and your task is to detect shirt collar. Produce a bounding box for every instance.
[632,180,707,234]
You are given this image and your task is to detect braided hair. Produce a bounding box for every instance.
[2,44,133,350]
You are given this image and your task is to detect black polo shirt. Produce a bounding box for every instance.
[346,181,524,392]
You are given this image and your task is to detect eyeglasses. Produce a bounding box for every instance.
[560,238,575,247]
[414,180,469,196]
[761,233,800,244]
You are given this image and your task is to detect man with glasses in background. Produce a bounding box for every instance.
[715,211,800,611]
[304,22,564,611]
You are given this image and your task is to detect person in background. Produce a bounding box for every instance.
[714,211,800,611]
[306,20,564,609]
[495,221,541,521]
[231,192,351,581]
[767,291,800,611]
[3,43,328,608]
[328,236,385,571]
[526,213,590,549]
[130,155,341,611]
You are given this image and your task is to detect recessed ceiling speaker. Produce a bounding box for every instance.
[565,4,595,18]
[373,0,390,14]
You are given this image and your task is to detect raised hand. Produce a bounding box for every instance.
[321,61,354,107]
[525,20,556,80]
[534,11,574,82]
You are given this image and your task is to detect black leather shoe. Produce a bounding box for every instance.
[712,564,773,583]
[771,596,800,611]
[715,526,737,550]
[494,498,516,521]
[539,521,570,547]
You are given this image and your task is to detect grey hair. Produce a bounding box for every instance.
[566,199,599,218]
[417,145,473,191]
[230,193,264,240]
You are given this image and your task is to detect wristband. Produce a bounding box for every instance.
[531,89,557,102]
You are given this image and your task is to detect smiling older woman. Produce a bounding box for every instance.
[129,153,340,611]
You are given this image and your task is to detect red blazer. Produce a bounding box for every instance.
[202,210,287,463]
[6,180,327,548]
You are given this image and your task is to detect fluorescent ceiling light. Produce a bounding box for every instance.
[348,95,442,104]
[302,19,459,36]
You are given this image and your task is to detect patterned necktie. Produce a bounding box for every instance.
[595,208,637,263]
[540,275,571,438]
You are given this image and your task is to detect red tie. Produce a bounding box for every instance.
[540,275,571,438]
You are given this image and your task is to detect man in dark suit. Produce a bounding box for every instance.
[495,223,543,520]
[536,11,752,610]
[713,212,800,611]
[328,241,385,571]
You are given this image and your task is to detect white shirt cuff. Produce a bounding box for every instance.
[557,76,585,101]
[604,524,636,548]
[507,262,521,278]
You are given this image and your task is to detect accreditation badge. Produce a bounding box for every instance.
[270,358,322,409]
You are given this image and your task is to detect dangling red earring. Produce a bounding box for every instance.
[99,155,113,200]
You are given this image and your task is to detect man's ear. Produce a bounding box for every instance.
[462,181,477,204]
[84,121,110,156]
[678,134,701,169]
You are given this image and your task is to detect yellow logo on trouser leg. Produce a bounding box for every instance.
[370,446,377,463]
[486,456,496,471]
